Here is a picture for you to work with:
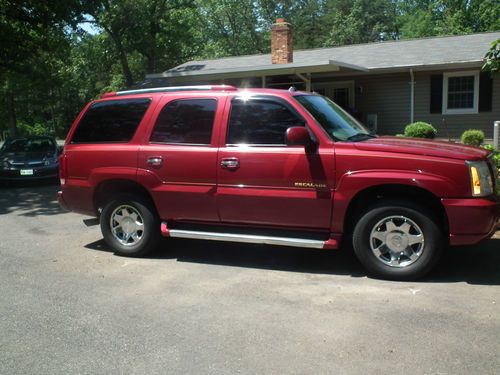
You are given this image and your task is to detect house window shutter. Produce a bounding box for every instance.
[478,72,493,112]
[430,74,443,114]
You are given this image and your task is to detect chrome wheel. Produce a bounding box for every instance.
[110,205,145,246]
[369,215,424,268]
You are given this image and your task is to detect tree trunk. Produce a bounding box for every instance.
[106,28,134,87]
[6,86,18,137]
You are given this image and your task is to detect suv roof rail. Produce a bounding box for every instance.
[101,85,238,98]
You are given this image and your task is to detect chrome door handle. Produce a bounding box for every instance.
[220,157,239,169]
[147,156,163,167]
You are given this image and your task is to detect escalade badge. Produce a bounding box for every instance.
[294,182,327,189]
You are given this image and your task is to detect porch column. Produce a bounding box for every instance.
[296,72,311,92]
[261,76,266,88]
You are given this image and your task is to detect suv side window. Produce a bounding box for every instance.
[226,97,304,145]
[71,99,151,143]
[150,99,217,145]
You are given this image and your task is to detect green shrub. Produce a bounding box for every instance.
[492,153,500,170]
[403,122,437,139]
[481,144,500,195]
[482,144,500,168]
[461,129,484,146]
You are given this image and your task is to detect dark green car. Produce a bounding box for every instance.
[0,136,60,181]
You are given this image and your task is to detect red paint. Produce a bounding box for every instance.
[58,87,500,248]
[286,126,314,147]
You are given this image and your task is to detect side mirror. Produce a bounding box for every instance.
[286,126,315,149]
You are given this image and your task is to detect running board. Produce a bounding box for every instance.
[161,223,339,249]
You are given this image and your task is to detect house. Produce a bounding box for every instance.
[146,19,500,138]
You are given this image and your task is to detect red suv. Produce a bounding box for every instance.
[58,85,499,280]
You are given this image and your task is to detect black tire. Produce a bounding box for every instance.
[352,200,445,280]
[100,195,160,257]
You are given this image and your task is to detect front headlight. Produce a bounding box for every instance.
[1,158,10,170]
[43,156,58,166]
[466,160,493,197]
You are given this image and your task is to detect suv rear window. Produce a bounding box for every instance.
[71,99,151,143]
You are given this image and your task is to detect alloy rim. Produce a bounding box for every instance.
[110,205,145,246]
[369,215,424,268]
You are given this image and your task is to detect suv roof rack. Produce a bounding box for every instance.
[101,85,238,98]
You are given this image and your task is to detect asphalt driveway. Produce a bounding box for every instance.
[0,183,499,374]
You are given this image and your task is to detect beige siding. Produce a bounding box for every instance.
[316,73,412,135]
[354,74,411,135]
[314,70,498,137]
[414,70,499,139]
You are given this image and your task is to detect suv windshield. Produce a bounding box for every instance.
[2,138,56,153]
[294,95,373,141]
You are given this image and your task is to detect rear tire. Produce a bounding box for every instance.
[352,200,445,280]
[100,195,160,257]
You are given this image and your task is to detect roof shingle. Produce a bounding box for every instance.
[149,32,500,79]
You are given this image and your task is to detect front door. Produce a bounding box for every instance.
[313,81,355,111]
[216,95,334,230]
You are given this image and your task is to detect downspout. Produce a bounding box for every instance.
[409,69,415,123]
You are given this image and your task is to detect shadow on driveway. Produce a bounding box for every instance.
[427,238,500,285]
[0,180,65,217]
[85,238,366,278]
[85,236,500,285]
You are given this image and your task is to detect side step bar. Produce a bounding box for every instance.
[161,223,339,249]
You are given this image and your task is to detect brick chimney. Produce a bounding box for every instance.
[271,18,293,64]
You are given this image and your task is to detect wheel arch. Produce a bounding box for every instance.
[343,184,449,240]
[93,179,157,217]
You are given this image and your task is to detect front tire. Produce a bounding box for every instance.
[352,200,445,280]
[100,195,160,257]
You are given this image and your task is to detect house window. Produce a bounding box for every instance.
[442,71,479,115]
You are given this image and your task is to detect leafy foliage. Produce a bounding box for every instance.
[483,39,500,77]
[461,129,485,146]
[482,145,500,196]
[404,122,437,139]
[482,144,500,169]
[323,0,398,46]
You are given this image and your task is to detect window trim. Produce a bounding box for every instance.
[442,70,479,115]
[225,95,306,147]
[148,97,218,146]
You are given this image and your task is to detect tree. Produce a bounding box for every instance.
[483,39,500,77]
[0,0,82,136]
[126,0,198,74]
[197,0,267,58]
[397,0,500,39]
[83,0,137,86]
[322,0,398,46]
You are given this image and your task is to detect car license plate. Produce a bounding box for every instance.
[20,169,34,176]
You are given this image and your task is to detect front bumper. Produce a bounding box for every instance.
[0,166,58,181]
[442,197,500,246]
